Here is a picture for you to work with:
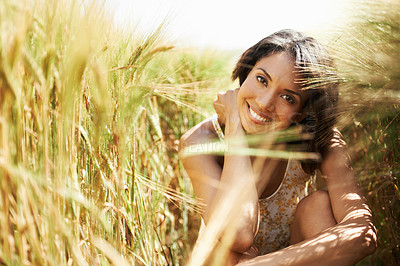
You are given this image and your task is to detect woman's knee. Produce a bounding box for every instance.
[290,190,337,244]
[296,190,333,217]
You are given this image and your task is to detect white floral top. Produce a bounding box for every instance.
[254,159,312,255]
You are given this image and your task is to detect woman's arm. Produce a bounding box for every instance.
[238,130,377,265]
[179,89,259,254]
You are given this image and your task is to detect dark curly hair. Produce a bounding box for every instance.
[232,29,339,173]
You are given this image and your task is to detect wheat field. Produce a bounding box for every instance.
[0,0,398,265]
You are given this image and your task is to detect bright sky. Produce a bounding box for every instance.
[109,0,355,50]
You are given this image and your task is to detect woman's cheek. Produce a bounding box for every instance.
[238,88,249,99]
[237,90,250,106]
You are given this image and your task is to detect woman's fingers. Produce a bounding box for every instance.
[213,88,241,125]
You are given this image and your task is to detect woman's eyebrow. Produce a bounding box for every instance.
[256,68,272,81]
[284,89,303,100]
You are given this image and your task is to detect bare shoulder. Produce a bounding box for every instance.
[326,128,348,150]
[321,128,352,177]
[179,118,218,152]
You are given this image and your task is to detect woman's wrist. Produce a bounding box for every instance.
[225,114,245,137]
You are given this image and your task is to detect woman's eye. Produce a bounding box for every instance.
[281,94,296,104]
[256,75,268,86]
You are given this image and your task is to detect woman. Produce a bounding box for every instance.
[179,29,377,265]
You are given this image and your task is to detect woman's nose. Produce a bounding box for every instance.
[256,91,275,112]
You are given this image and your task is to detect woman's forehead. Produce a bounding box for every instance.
[253,52,308,102]
[254,53,299,86]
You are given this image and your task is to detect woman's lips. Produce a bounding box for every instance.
[247,103,272,124]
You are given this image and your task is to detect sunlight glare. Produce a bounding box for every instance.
[108,0,355,49]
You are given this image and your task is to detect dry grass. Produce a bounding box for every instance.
[330,0,400,264]
[0,0,232,264]
[0,0,399,265]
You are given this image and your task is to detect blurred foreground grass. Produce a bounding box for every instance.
[0,0,398,265]
[0,0,232,264]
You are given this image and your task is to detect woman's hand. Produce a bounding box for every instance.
[213,88,241,126]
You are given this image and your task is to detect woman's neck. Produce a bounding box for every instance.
[253,158,289,199]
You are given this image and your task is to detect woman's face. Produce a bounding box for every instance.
[238,52,306,135]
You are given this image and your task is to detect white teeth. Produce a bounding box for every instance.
[249,106,268,122]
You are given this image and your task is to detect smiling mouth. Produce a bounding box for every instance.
[248,104,271,123]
